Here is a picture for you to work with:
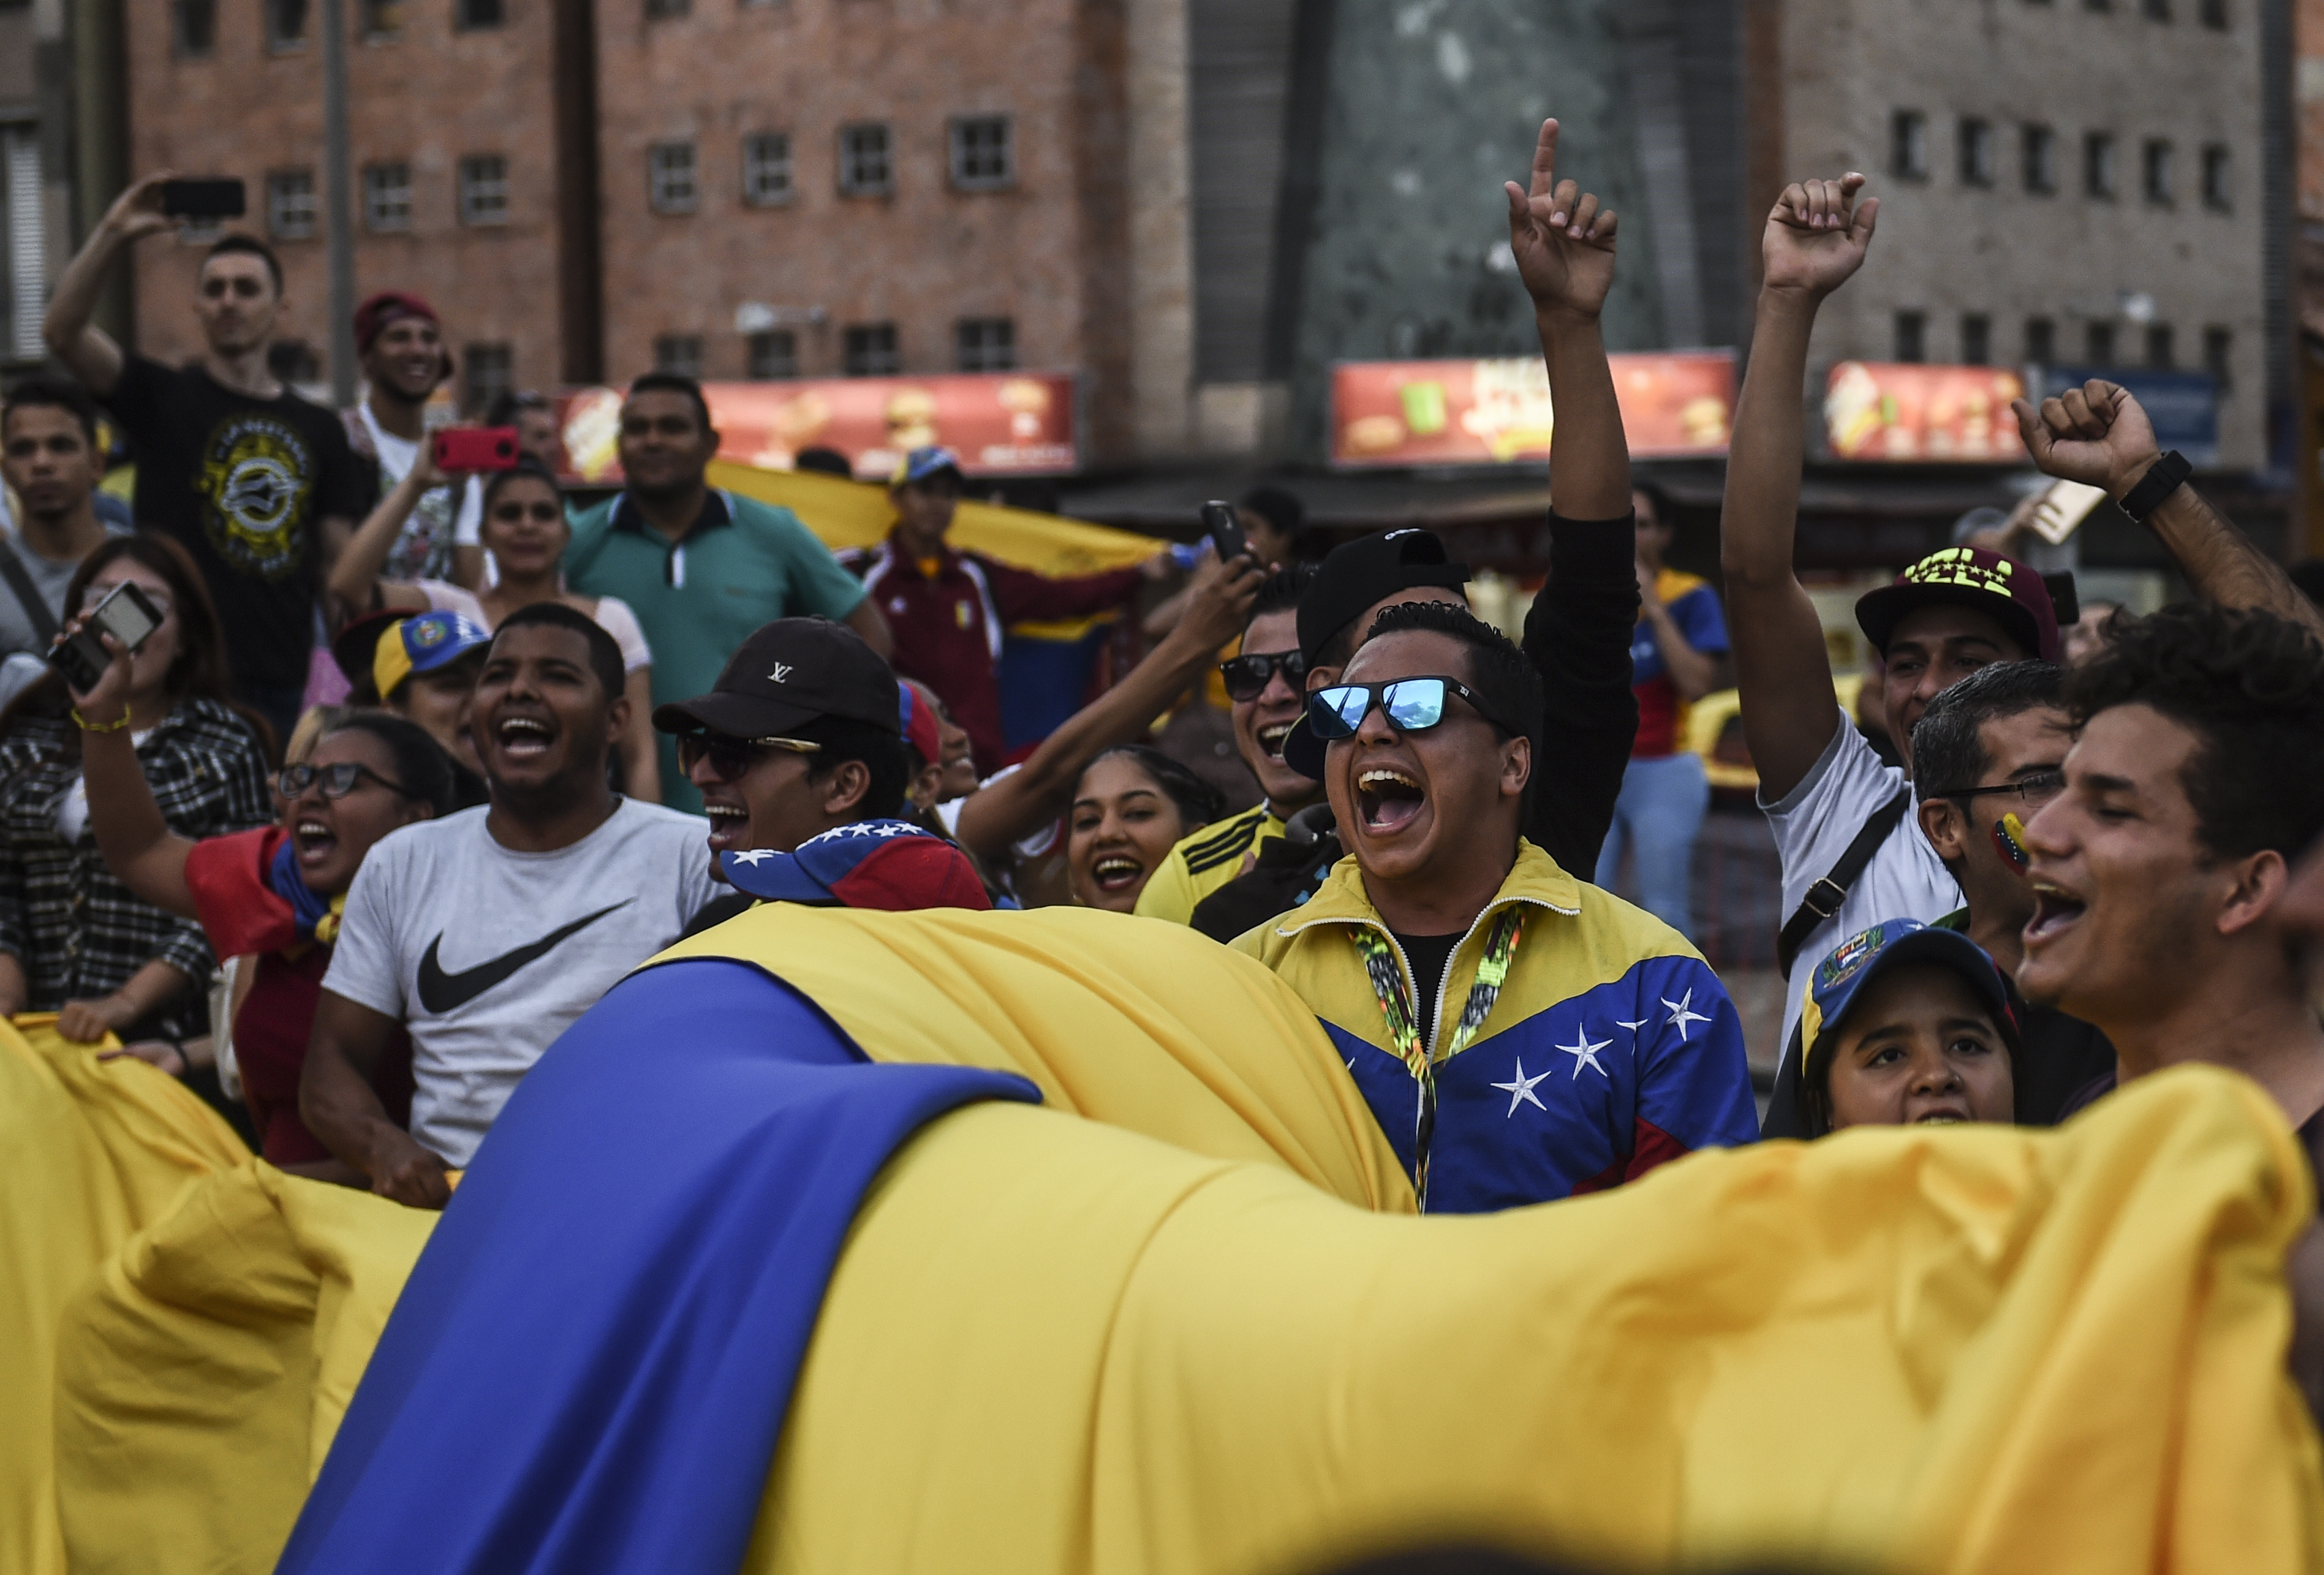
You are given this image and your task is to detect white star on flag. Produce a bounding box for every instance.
[1556,1026,1610,1080]
[1616,1017,1647,1032]
[1491,1056,1552,1115]
[1660,988,1711,1040]
[728,849,777,865]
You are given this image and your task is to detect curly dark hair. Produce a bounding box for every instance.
[1360,597,1546,818]
[2060,603,2324,863]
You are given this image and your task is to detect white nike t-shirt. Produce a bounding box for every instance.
[324,798,717,1165]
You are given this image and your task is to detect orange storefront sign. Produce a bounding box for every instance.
[556,373,1080,485]
[1822,362,2028,462]
[1329,352,1735,467]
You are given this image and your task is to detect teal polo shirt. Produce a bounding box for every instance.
[566,488,868,811]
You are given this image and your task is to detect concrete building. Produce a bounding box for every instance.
[1771,0,2283,472]
[2,0,130,372]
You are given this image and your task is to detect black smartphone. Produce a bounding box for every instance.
[50,581,166,694]
[160,178,247,220]
[1199,499,1248,563]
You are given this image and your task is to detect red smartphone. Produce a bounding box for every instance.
[433,427,521,471]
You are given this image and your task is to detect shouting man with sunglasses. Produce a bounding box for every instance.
[1232,600,1756,1212]
[302,603,717,1206]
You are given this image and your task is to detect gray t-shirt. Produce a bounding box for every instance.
[0,526,129,658]
[324,797,717,1166]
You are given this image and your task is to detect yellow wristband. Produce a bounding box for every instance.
[71,705,134,734]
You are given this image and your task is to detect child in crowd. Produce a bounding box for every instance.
[1768,917,2020,1138]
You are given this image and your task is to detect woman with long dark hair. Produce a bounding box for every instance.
[0,534,273,1061]
[70,611,459,1173]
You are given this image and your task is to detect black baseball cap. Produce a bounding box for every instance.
[1297,528,1471,666]
[652,618,900,740]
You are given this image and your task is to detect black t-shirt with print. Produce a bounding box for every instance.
[105,356,370,692]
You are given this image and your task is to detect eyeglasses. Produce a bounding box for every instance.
[490,502,563,524]
[1218,649,1308,702]
[1305,677,1509,742]
[676,732,822,782]
[1932,772,2066,809]
[277,761,413,801]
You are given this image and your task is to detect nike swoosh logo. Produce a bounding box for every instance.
[416,902,632,1015]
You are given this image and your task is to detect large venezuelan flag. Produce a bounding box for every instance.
[14,907,2324,1575]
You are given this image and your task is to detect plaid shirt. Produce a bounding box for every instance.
[0,698,273,1039]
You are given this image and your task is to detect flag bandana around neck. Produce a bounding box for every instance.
[267,834,346,945]
[1352,907,1524,1210]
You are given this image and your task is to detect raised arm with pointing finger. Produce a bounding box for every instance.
[2013,382,2324,641]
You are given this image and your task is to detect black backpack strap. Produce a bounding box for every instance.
[1776,788,1915,979]
[0,537,59,650]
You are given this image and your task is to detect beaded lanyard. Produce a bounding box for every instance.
[1352,908,1524,1210]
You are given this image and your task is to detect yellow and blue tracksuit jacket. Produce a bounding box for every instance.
[1231,839,1758,1210]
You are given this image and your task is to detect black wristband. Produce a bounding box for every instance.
[2117,450,2191,522]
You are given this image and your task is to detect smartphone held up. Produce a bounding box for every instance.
[433,427,522,473]
[50,581,166,695]
[159,179,247,221]
[1199,500,1248,564]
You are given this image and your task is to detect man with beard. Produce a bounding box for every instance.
[300,603,715,1205]
[44,177,371,745]
[2017,604,2324,1136]
[566,373,889,810]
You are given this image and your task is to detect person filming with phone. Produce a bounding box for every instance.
[43,173,371,747]
[0,536,272,1072]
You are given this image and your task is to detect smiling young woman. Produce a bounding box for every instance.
[1067,746,1224,915]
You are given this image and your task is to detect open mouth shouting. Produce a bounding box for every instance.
[493,711,555,762]
[2024,879,2086,948]
[1256,722,1293,761]
[292,815,338,869]
[702,794,751,855]
[1907,1103,1972,1126]
[1356,766,1426,834]
[1091,853,1145,894]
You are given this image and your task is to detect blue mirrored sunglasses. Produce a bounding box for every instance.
[1305,676,1505,741]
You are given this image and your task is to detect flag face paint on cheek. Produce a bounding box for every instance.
[1993,812,2029,873]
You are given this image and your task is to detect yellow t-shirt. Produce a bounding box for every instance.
[1132,804,1286,926]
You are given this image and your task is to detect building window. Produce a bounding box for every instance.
[742,133,793,206]
[175,0,217,54]
[838,124,893,197]
[2086,321,2116,366]
[267,0,309,48]
[949,116,1014,191]
[2083,0,2109,11]
[2145,323,2174,369]
[2084,131,2115,199]
[645,0,689,17]
[747,329,797,379]
[648,141,698,214]
[267,169,316,240]
[2203,326,2232,386]
[2141,0,2169,16]
[2142,139,2172,205]
[1894,310,1926,364]
[2202,143,2231,209]
[2023,125,2056,193]
[458,155,509,226]
[362,163,411,232]
[457,0,502,27]
[1891,111,1928,180]
[2026,316,2056,367]
[1961,314,1992,366]
[463,343,512,415]
[2200,0,2228,25]
[360,0,400,35]
[843,322,899,375]
[654,335,704,377]
[956,317,1015,371]
[1958,118,1994,187]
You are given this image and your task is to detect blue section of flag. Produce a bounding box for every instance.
[999,624,1114,755]
[276,958,1038,1575]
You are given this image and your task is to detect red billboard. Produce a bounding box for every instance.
[556,372,1080,485]
[1329,351,1735,468]
[1822,362,2029,462]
